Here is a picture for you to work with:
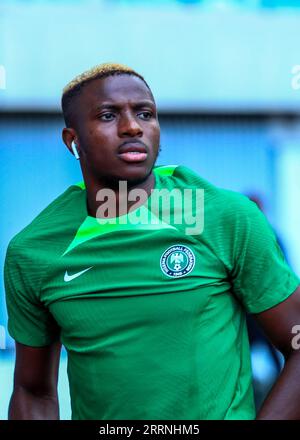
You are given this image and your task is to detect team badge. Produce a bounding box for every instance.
[160,245,195,278]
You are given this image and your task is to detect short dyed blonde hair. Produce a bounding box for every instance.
[61,62,150,127]
[63,62,145,95]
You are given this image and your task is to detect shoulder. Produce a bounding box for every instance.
[5,183,86,265]
[155,164,256,216]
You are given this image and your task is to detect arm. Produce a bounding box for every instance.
[253,286,300,420]
[9,340,62,420]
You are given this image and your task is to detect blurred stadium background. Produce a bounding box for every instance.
[1,0,300,420]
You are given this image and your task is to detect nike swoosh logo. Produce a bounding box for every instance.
[64,266,93,282]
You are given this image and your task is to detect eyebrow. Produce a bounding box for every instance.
[92,100,156,112]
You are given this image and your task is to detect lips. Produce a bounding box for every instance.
[118,141,148,163]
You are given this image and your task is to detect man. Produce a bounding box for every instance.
[4,62,300,420]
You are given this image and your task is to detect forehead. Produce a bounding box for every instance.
[79,74,154,109]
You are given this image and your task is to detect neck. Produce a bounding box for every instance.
[83,172,156,218]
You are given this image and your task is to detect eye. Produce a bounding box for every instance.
[99,112,115,121]
[138,111,152,120]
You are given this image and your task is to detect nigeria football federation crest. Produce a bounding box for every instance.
[160,245,195,278]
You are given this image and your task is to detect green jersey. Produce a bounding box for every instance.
[4,165,299,420]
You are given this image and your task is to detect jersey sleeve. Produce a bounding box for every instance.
[4,240,60,347]
[228,198,300,314]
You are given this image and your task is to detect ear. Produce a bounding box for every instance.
[62,127,79,157]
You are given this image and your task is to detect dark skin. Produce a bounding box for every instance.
[9,74,300,419]
[9,341,61,419]
[254,286,300,419]
[63,75,160,217]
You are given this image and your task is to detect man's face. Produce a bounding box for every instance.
[74,74,160,187]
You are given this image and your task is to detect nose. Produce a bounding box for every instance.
[118,112,143,138]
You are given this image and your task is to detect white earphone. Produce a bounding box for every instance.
[71,141,80,160]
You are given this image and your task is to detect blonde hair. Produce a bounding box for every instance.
[61,62,150,127]
[63,62,144,96]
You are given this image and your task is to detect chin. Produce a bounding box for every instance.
[110,165,153,187]
[121,160,154,179]
[123,170,152,186]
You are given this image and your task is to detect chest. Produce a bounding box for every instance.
[41,228,229,306]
